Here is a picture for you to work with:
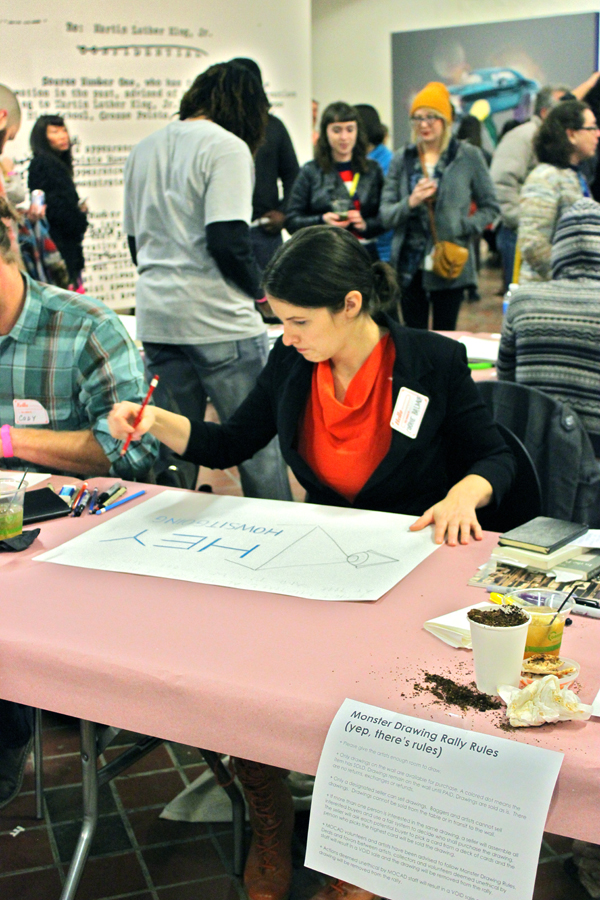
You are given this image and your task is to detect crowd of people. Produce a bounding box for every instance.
[1,57,600,900]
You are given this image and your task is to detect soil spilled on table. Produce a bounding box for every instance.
[417,672,502,712]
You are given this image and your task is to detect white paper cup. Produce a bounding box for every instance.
[468,606,531,696]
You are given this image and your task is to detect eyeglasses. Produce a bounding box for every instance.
[579,125,600,131]
[410,115,442,125]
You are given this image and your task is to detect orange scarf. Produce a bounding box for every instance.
[299,333,394,502]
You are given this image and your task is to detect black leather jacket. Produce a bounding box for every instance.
[286,159,384,239]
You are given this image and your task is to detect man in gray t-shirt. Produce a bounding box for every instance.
[124,62,291,500]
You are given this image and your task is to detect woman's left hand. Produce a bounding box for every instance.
[409,475,493,546]
[346,209,366,232]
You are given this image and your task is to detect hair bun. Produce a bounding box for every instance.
[371,260,400,313]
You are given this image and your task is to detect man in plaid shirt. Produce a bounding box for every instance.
[0,206,159,477]
[0,205,158,809]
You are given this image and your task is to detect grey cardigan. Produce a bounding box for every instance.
[380,139,500,291]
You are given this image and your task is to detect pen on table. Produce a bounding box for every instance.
[95,489,146,514]
[99,486,127,508]
[73,490,91,517]
[70,481,88,510]
[468,361,494,370]
[121,375,159,456]
[87,487,99,513]
[96,482,123,509]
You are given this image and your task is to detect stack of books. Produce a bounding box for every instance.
[492,516,600,580]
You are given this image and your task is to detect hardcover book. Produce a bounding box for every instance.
[498,517,588,554]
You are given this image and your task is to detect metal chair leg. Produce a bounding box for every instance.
[33,708,43,820]
[200,749,246,877]
[60,720,98,900]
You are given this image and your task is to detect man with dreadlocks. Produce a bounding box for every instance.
[124,61,291,499]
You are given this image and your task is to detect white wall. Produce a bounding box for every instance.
[2,0,311,308]
[312,0,599,140]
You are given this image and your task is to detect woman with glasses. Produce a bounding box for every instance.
[380,82,499,330]
[286,101,384,254]
[518,99,599,282]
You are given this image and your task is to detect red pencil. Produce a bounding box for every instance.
[121,375,159,455]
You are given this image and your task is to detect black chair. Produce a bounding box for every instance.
[477,421,542,533]
[477,380,600,526]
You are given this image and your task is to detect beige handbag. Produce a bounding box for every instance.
[418,145,469,281]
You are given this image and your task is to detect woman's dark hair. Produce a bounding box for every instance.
[456,114,482,147]
[314,101,369,174]
[355,104,386,147]
[179,61,269,155]
[263,226,399,316]
[534,100,589,167]
[29,114,73,174]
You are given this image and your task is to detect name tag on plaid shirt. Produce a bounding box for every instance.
[13,399,50,426]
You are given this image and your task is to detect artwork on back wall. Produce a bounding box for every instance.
[391,13,599,149]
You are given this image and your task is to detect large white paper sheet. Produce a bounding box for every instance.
[458,335,500,362]
[33,492,439,601]
[306,699,563,900]
[0,471,51,487]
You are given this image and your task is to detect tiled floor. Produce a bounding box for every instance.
[0,711,326,900]
[2,249,593,899]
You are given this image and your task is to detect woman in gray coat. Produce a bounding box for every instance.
[380,82,499,330]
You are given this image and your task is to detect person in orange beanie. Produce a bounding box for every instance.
[381,81,499,330]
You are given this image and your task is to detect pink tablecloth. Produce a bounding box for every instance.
[2,479,599,842]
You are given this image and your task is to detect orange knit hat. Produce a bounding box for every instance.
[410,82,453,122]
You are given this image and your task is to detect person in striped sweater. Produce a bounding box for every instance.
[498,197,600,454]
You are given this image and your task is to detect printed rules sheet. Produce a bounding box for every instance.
[306,700,563,900]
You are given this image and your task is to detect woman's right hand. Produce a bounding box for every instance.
[408,177,437,209]
[108,401,156,442]
[322,211,351,228]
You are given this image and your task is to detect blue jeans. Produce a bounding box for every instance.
[497,225,518,292]
[144,334,292,501]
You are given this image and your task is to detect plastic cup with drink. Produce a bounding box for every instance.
[331,197,352,220]
[505,589,573,657]
[0,478,28,541]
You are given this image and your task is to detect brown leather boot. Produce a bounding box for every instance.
[233,757,295,900]
[308,880,380,900]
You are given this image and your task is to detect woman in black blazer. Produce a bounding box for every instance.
[286,102,384,249]
[110,227,513,538]
[109,226,514,900]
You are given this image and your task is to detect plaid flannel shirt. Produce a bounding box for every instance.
[0,275,159,478]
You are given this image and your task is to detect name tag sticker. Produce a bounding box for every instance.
[390,387,429,439]
[13,399,50,426]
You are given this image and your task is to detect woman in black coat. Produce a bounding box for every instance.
[286,101,383,248]
[108,225,514,900]
[28,115,88,286]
